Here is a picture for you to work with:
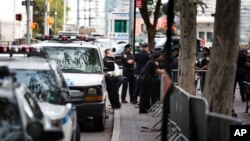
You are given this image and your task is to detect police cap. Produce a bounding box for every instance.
[141,43,148,48]
[124,44,132,49]
[152,51,162,58]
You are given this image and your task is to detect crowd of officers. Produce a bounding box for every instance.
[103,43,166,113]
[103,42,250,116]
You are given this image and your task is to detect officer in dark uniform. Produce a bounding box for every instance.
[132,43,150,104]
[234,50,248,102]
[139,51,166,113]
[103,49,121,109]
[121,44,135,103]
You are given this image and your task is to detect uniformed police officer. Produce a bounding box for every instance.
[103,49,122,109]
[139,51,166,113]
[132,43,150,104]
[121,44,135,103]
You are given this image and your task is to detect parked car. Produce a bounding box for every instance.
[0,48,80,141]
[31,39,110,131]
[0,66,63,141]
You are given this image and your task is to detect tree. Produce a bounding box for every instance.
[177,0,197,95]
[33,0,67,35]
[203,0,241,140]
[139,0,162,51]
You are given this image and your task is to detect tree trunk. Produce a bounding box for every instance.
[147,27,156,51]
[203,0,240,140]
[178,0,197,95]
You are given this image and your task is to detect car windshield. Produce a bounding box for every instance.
[0,98,24,141]
[14,70,61,104]
[43,47,102,74]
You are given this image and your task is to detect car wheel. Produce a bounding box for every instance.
[93,105,106,131]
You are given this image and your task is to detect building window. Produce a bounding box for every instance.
[198,32,205,39]
[207,32,213,42]
[114,20,127,33]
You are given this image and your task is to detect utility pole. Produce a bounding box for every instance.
[54,0,58,34]
[63,0,66,31]
[129,0,135,54]
[44,0,49,35]
[26,0,31,45]
[76,0,80,32]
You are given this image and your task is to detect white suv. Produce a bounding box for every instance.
[32,41,108,131]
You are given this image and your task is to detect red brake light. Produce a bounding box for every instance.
[21,46,33,53]
[0,45,10,53]
[77,35,86,41]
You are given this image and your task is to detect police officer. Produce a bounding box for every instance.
[132,43,150,104]
[139,51,166,113]
[121,44,135,103]
[103,49,122,109]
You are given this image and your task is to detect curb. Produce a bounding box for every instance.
[111,109,120,141]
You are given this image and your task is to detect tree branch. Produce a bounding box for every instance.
[139,0,153,29]
[153,0,162,28]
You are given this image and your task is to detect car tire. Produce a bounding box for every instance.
[93,105,106,131]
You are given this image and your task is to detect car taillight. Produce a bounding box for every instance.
[0,45,10,53]
[21,46,33,53]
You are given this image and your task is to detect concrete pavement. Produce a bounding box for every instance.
[110,87,250,141]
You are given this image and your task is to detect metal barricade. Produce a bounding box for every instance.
[242,81,250,113]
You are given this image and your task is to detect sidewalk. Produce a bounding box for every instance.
[110,86,250,141]
[111,102,161,141]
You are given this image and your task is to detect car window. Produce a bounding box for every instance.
[13,69,62,104]
[0,98,24,141]
[43,47,102,74]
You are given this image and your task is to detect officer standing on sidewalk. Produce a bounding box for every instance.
[121,44,135,103]
[139,51,166,113]
[103,49,122,109]
[132,43,150,104]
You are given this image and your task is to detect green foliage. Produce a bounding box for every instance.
[33,0,69,36]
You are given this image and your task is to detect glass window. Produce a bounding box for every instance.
[207,32,213,42]
[43,47,102,74]
[198,32,205,39]
[0,98,24,141]
[13,70,62,104]
[115,20,127,33]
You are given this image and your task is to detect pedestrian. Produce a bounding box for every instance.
[121,44,135,103]
[234,50,248,102]
[139,51,166,113]
[196,46,210,92]
[132,43,150,104]
[103,49,122,109]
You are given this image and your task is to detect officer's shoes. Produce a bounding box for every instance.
[139,109,149,114]
[122,100,128,103]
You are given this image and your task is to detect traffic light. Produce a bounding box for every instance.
[15,14,22,21]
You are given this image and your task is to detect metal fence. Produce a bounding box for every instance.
[161,84,243,141]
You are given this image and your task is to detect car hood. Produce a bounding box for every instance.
[38,102,71,120]
[63,73,105,87]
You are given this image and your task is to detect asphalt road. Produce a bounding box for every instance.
[79,106,114,141]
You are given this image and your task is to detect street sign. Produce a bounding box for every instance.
[22,1,36,6]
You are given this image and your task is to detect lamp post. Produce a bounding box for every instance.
[26,0,31,45]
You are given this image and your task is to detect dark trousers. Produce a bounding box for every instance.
[132,76,142,102]
[139,77,152,111]
[121,70,135,101]
[150,76,160,105]
[234,69,246,100]
[105,75,121,108]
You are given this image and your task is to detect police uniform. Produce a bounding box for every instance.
[103,56,121,109]
[132,43,150,104]
[139,51,162,113]
[121,44,135,103]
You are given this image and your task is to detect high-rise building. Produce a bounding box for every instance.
[67,0,106,34]
[240,0,250,44]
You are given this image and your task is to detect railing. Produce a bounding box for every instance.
[159,75,243,141]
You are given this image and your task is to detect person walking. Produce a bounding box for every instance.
[103,49,122,109]
[139,51,166,113]
[132,43,150,104]
[121,44,135,103]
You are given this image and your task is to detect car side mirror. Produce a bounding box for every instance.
[112,48,116,52]
[27,121,63,141]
